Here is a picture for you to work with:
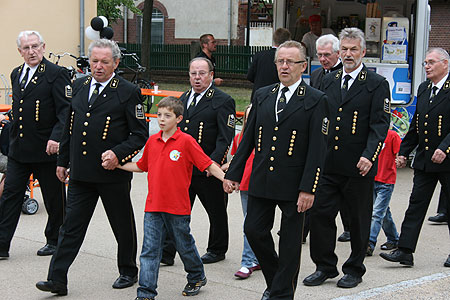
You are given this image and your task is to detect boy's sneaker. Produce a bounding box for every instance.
[135,298,154,300]
[182,277,207,296]
[380,242,398,251]
[366,246,374,256]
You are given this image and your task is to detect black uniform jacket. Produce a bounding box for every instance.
[9,58,71,163]
[179,86,235,175]
[321,66,390,178]
[247,48,279,97]
[309,62,343,89]
[226,81,328,201]
[58,75,148,183]
[400,75,450,172]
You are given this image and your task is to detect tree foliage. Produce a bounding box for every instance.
[97,0,142,23]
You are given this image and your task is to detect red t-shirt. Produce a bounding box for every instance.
[231,133,254,191]
[375,129,402,184]
[136,128,212,215]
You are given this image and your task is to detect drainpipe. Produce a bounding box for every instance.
[80,0,85,56]
[124,7,128,43]
[228,0,232,45]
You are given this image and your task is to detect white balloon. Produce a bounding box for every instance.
[99,16,108,28]
[85,26,100,40]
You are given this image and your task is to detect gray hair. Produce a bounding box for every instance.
[426,47,450,69]
[275,40,306,62]
[88,39,121,60]
[189,57,213,72]
[339,27,366,50]
[17,31,44,48]
[316,34,339,53]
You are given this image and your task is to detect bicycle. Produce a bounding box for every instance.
[48,52,90,81]
[118,48,154,113]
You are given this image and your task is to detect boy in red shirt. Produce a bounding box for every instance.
[367,129,401,256]
[116,96,225,300]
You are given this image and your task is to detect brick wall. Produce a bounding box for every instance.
[429,1,450,52]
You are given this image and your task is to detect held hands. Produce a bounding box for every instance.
[46,140,59,155]
[223,179,240,194]
[396,155,407,168]
[431,149,446,164]
[101,150,119,170]
[356,157,373,176]
[297,191,314,212]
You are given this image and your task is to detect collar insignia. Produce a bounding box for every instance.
[358,70,367,81]
[110,78,119,88]
[38,63,45,73]
[271,83,280,94]
[297,85,306,96]
[206,88,214,98]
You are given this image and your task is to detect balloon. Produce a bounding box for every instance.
[91,17,104,31]
[85,26,100,40]
[100,27,114,39]
[99,16,108,28]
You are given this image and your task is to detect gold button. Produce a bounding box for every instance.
[273,136,277,141]
[312,188,316,193]
[107,116,111,120]
[425,146,429,150]
[199,125,203,129]
[19,117,22,120]
[354,111,358,115]
[19,108,22,112]
[259,126,263,130]
[290,139,295,143]
[19,133,23,137]
[82,141,86,146]
[186,120,190,124]
[424,131,428,134]
[269,166,274,171]
[274,126,279,131]
[82,131,87,136]
[270,156,274,161]
[83,151,87,155]
[86,113,90,117]
[288,151,292,155]
[200,122,204,125]
[290,143,294,147]
[335,136,339,140]
[425,114,428,118]
[289,147,293,151]
[424,122,428,126]
[19,125,23,129]
[184,127,188,131]
[271,146,276,151]
[258,147,261,151]
[337,117,341,121]
[334,145,338,150]
[106,120,110,124]
[425,139,429,142]
[102,137,106,140]
[258,139,261,143]
[121,159,125,163]
[36,100,40,103]
[339,108,343,112]
[20,100,23,103]
[84,122,88,126]
[439,115,443,119]
[292,130,297,134]
[336,126,339,131]
[352,130,356,134]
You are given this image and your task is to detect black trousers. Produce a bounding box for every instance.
[47,179,138,284]
[245,196,304,300]
[163,175,228,259]
[0,158,65,251]
[310,173,373,277]
[398,169,450,252]
[436,188,448,214]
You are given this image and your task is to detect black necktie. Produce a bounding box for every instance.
[89,83,102,105]
[20,67,30,92]
[187,93,200,117]
[277,87,289,119]
[341,74,352,101]
[429,86,438,104]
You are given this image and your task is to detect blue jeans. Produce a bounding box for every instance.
[137,212,205,299]
[369,182,399,249]
[240,191,259,268]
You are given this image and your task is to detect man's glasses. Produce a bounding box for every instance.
[275,59,306,66]
[189,71,210,77]
[422,59,446,67]
[316,53,332,58]
[21,44,42,52]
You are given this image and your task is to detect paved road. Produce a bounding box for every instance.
[1,121,449,299]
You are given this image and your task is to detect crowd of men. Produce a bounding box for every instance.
[0,26,450,300]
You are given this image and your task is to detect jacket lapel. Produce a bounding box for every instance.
[22,61,47,97]
[427,75,450,113]
[89,77,119,110]
[277,83,305,125]
[341,68,367,105]
[190,87,214,118]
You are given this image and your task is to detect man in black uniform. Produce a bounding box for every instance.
[162,57,235,265]
[303,28,390,288]
[36,39,148,296]
[309,34,342,89]
[0,31,69,259]
[247,28,291,102]
[196,34,223,86]
[380,48,450,268]
[224,40,328,300]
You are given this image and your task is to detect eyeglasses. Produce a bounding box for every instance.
[189,71,210,77]
[422,59,446,67]
[275,59,306,66]
[316,53,332,58]
[21,43,42,52]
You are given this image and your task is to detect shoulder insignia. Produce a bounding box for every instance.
[135,103,145,119]
[206,88,215,98]
[335,69,342,79]
[65,85,72,98]
[444,80,450,90]
[322,117,329,135]
[271,83,280,94]
[227,114,235,128]
[110,78,119,88]
[358,70,367,81]
[297,85,306,96]
[83,76,92,85]
[38,63,45,73]
[384,98,391,114]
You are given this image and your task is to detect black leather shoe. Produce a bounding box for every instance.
[37,244,56,256]
[0,249,9,259]
[261,289,270,300]
[380,249,414,266]
[428,213,447,223]
[445,255,450,267]
[337,274,362,288]
[36,280,68,296]
[201,252,225,264]
[112,275,138,289]
[337,231,351,242]
[303,270,339,286]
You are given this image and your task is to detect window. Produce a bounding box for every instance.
[136,8,164,44]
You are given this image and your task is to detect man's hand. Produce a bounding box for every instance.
[431,149,447,164]
[46,140,59,155]
[297,191,314,212]
[396,155,407,168]
[356,157,373,176]
[214,78,224,86]
[223,179,240,194]
[56,167,68,182]
[101,150,119,170]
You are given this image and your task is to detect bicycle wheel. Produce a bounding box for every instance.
[136,79,153,113]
